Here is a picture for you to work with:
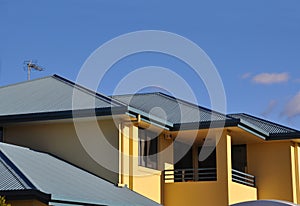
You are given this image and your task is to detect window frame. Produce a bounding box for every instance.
[138,128,158,170]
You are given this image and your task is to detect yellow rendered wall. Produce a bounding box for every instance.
[7,200,48,206]
[119,124,162,204]
[291,142,300,204]
[164,133,257,206]
[295,143,300,203]
[247,141,294,202]
[4,119,119,183]
[164,181,227,206]
[229,182,257,205]
[164,133,231,206]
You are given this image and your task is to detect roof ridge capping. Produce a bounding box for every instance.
[156,92,231,118]
[52,74,127,107]
[112,91,230,118]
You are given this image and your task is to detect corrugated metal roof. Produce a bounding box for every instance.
[0,143,161,206]
[229,113,299,136]
[0,153,32,191]
[0,75,123,117]
[112,92,231,124]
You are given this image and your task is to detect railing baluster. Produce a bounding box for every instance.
[231,169,255,187]
[164,168,217,183]
[164,168,255,187]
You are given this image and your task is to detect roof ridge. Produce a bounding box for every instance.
[53,75,126,107]
[230,113,300,133]
[155,92,228,117]
[0,75,54,90]
[112,92,229,117]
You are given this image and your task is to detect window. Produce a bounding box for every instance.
[138,128,158,170]
[232,144,247,172]
[0,127,3,142]
[198,146,216,169]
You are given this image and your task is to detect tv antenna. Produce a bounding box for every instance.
[24,60,44,80]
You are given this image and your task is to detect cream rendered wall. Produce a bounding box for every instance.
[248,141,295,202]
[4,119,119,183]
[119,124,163,204]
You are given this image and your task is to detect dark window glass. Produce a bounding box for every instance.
[198,146,216,169]
[232,144,247,172]
[0,127,3,142]
[138,128,158,170]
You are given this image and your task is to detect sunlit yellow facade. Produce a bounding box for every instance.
[3,117,300,205]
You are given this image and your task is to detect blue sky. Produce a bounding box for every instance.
[0,0,300,129]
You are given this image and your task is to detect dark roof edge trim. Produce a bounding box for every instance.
[0,189,51,204]
[267,132,300,140]
[171,119,240,131]
[0,151,36,189]
[51,199,107,206]
[0,107,128,124]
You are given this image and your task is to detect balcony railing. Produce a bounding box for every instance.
[232,169,255,187]
[164,168,217,183]
[164,168,255,187]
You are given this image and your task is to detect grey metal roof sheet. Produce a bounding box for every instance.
[112,92,231,124]
[0,75,123,117]
[0,143,161,206]
[0,153,32,191]
[229,113,300,136]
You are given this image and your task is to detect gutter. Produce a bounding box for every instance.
[0,106,128,124]
[171,119,240,131]
[50,199,107,206]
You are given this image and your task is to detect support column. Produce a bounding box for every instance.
[291,143,300,204]
[296,143,300,204]
[216,133,232,204]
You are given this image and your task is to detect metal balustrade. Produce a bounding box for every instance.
[163,168,256,187]
[164,168,217,182]
[232,169,255,187]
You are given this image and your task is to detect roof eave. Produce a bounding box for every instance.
[0,106,128,124]
[0,189,51,205]
[267,132,300,140]
[171,119,240,131]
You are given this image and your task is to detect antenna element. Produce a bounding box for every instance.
[24,60,44,80]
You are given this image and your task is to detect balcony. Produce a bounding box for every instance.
[164,168,216,182]
[163,168,255,187]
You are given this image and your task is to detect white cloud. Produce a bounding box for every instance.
[241,72,251,79]
[252,72,289,84]
[282,92,300,118]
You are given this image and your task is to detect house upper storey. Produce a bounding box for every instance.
[0,74,299,141]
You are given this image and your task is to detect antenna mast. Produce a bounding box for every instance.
[24,60,44,80]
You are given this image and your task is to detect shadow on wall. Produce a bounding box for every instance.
[232,200,297,206]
